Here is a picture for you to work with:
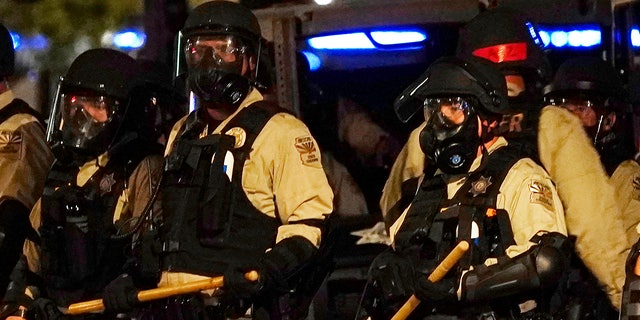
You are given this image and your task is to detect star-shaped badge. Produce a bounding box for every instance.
[470,175,492,197]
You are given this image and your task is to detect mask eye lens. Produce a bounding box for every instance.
[184,35,247,67]
[425,97,470,127]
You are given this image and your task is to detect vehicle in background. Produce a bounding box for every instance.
[246,0,632,318]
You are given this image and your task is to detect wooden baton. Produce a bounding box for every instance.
[391,240,470,320]
[65,271,259,315]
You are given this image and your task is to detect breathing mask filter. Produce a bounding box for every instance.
[419,97,483,174]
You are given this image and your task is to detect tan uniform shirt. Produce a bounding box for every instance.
[161,89,334,288]
[610,159,640,249]
[381,105,626,308]
[0,90,53,210]
[23,153,163,275]
[389,137,567,260]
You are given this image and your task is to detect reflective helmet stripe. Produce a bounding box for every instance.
[472,42,528,64]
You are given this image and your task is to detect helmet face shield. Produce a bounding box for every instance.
[184,35,248,75]
[59,93,119,149]
[424,96,474,140]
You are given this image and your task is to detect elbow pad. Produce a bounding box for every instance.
[462,232,570,302]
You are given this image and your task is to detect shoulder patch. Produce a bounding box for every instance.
[529,180,554,211]
[294,135,320,167]
[0,130,22,159]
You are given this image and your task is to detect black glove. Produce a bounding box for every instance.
[102,274,139,314]
[29,298,66,320]
[413,274,457,304]
[224,236,317,299]
[223,262,264,299]
[368,249,415,299]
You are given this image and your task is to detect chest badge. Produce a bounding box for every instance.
[470,175,492,197]
[99,173,116,195]
[226,127,247,149]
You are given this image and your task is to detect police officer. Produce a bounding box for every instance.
[380,6,628,310]
[363,56,569,319]
[0,22,54,301]
[0,48,168,319]
[102,2,334,319]
[544,56,638,251]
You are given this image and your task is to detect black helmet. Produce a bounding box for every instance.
[179,1,263,107]
[544,56,626,109]
[394,56,509,123]
[63,48,137,100]
[456,7,551,93]
[49,48,139,163]
[0,23,14,78]
[129,58,187,142]
[182,0,261,47]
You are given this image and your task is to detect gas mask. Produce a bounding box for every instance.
[51,92,121,164]
[184,35,252,107]
[419,97,483,174]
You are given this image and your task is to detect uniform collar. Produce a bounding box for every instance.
[209,88,263,135]
[0,90,15,109]
[469,136,508,172]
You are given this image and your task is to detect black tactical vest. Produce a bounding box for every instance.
[39,156,145,304]
[160,102,285,276]
[394,146,525,275]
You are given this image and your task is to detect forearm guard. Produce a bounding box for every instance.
[261,236,318,282]
[462,231,571,302]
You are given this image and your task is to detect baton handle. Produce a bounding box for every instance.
[66,271,259,315]
[391,241,469,320]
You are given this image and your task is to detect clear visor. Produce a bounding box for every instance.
[424,97,473,140]
[60,93,118,142]
[184,35,247,72]
[545,96,602,115]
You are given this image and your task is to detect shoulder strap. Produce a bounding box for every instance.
[0,99,46,128]
[222,100,289,140]
[221,100,290,174]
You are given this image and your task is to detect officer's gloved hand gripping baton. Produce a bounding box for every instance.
[65,271,259,315]
[391,241,469,320]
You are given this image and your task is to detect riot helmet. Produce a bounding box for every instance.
[0,23,14,78]
[544,56,634,169]
[456,7,551,109]
[394,56,509,174]
[49,48,139,164]
[130,59,187,144]
[179,1,262,107]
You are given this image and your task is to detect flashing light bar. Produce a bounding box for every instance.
[537,26,601,48]
[631,28,640,47]
[113,29,146,50]
[9,31,50,51]
[307,29,427,50]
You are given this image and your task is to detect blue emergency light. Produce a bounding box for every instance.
[537,25,601,48]
[113,28,146,50]
[301,51,322,71]
[631,28,640,47]
[307,29,428,50]
[9,32,21,50]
